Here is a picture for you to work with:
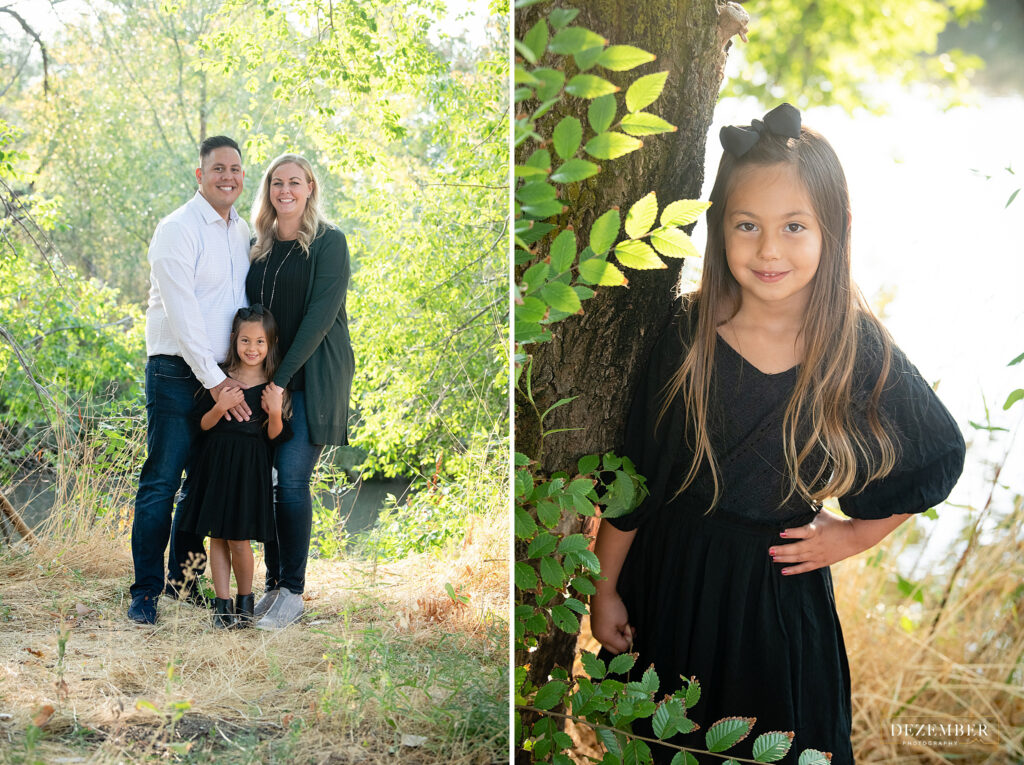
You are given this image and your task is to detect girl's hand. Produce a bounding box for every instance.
[590,589,635,655]
[261,382,284,415]
[769,510,912,575]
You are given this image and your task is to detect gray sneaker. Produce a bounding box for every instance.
[256,589,303,630]
[254,588,280,619]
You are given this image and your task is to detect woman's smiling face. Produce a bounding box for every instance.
[269,162,313,220]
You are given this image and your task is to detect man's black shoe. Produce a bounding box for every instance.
[127,594,157,625]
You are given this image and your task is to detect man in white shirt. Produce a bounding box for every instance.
[128,136,251,625]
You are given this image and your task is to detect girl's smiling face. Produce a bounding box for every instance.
[235,320,268,368]
[269,162,313,220]
[724,163,823,315]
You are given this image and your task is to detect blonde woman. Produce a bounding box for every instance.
[244,153,354,629]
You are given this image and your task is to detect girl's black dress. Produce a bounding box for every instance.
[604,305,965,764]
[177,384,292,542]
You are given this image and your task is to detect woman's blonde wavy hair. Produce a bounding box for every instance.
[250,153,328,262]
[661,126,898,509]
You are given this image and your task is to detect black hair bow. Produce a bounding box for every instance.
[719,103,801,157]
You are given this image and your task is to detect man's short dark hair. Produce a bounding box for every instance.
[199,136,242,165]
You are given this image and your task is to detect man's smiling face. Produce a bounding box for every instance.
[196,146,244,216]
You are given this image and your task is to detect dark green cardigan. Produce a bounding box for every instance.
[273,224,354,446]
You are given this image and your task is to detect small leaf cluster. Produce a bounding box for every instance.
[513,3,708,354]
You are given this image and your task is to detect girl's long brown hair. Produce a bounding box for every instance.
[661,126,897,508]
[224,305,291,420]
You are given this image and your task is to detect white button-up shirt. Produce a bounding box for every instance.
[144,191,251,389]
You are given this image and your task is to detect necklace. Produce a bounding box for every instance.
[259,241,297,308]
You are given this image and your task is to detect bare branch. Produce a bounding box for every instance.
[0,7,50,94]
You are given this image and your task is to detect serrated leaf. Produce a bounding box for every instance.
[539,555,565,587]
[588,94,617,133]
[578,257,628,287]
[578,454,600,474]
[534,679,567,710]
[552,116,583,161]
[585,131,643,160]
[620,112,676,136]
[573,45,605,71]
[550,604,579,633]
[562,596,587,614]
[532,67,565,101]
[514,561,538,591]
[598,44,656,71]
[566,74,619,98]
[624,191,658,238]
[566,478,595,496]
[684,677,701,709]
[669,753,699,765]
[571,575,597,595]
[521,261,550,292]
[514,507,537,539]
[615,240,665,270]
[516,181,556,207]
[537,499,560,527]
[549,26,606,56]
[589,209,621,255]
[541,281,582,314]
[661,199,712,226]
[797,750,832,765]
[641,665,659,693]
[705,717,756,753]
[515,65,540,86]
[581,651,606,679]
[526,148,551,169]
[515,164,549,179]
[625,71,668,112]
[549,8,579,29]
[597,727,623,758]
[607,652,636,675]
[621,740,651,765]
[516,295,547,323]
[550,159,600,184]
[522,19,548,62]
[650,227,701,259]
[558,533,590,553]
[549,229,577,273]
[752,731,795,762]
[527,532,558,558]
[521,199,565,220]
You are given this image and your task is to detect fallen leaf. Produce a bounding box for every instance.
[31,704,54,727]
[25,647,44,658]
[401,734,428,747]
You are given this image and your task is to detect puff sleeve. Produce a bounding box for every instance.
[838,340,966,520]
[605,312,692,531]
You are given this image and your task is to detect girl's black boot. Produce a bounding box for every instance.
[234,593,255,629]
[212,597,235,629]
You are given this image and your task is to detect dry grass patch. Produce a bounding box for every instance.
[0,509,508,764]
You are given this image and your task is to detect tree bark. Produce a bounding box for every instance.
[515,0,737,687]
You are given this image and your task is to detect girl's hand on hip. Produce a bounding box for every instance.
[261,382,284,415]
[590,590,635,655]
[769,509,912,575]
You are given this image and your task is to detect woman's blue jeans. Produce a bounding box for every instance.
[265,391,323,595]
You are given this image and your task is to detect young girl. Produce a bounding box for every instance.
[590,104,965,764]
[176,305,292,628]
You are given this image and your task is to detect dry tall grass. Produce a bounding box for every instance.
[0,443,508,763]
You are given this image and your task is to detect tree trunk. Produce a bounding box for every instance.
[515,0,738,686]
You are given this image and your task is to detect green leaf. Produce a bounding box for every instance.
[541,281,582,314]
[922,507,939,520]
[532,67,565,101]
[607,652,636,675]
[1004,388,1024,410]
[514,561,538,591]
[625,71,669,113]
[563,596,587,614]
[540,555,566,588]
[661,199,712,226]
[705,717,756,753]
[598,45,656,71]
[669,754,699,765]
[650,227,701,259]
[522,261,550,292]
[515,181,556,206]
[514,466,534,498]
[515,452,531,467]
[652,698,688,739]
[578,454,600,474]
[526,148,552,170]
[528,532,558,558]
[641,665,659,693]
[515,164,549,179]
[620,112,676,136]
[549,27,606,56]
[533,679,567,710]
[589,209,621,256]
[513,40,538,66]
[578,257,628,287]
[624,191,658,239]
[588,94,617,134]
[752,731,795,762]
[615,240,665,270]
[684,677,701,709]
[585,131,643,160]
[522,19,549,62]
[521,199,565,220]
[1007,188,1020,208]
[550,159,600,184]
[581,651,606,679]
[571,576,597,596]
[797,750,832,765]
[566,478,595,496]
[549,229,577,273]
[558,533,590,553]
[515,65,540,86]
[565,74,619,99]
[514,507,537,539]
[516,296,547,323]
[573,46,605,71]
[550,604,579,633]
[537,499,561,528]
[621,740,651,765]
[548,8,580,29]
[552,116,583,161]
[1008,351,1024,366]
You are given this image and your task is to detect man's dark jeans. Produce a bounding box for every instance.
[265,391,323,595]
[129,355,207,599]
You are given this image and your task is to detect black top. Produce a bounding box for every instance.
[246,239,313,391]
[602,300,966,764]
